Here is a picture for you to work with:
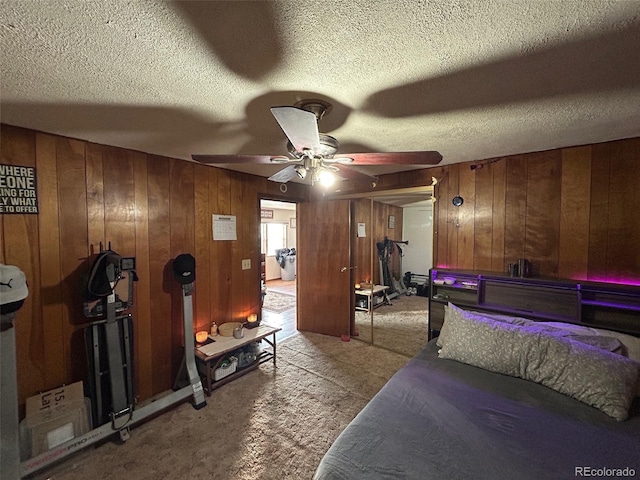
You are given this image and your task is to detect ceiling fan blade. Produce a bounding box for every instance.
[192,154,274,164]
[334,164,379,185]
[270,106,321,154]
[268,165,299,183]
[346,151,442,165]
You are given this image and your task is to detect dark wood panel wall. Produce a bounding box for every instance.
[332,138,640,283]
[341,137,640,283]
[432,138,640,281]
[1,124,309,409]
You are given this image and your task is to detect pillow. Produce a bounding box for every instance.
[437,303,532,348]
[438,305,640,421]
[539,322,640,396]
[438,304,626,355]
[540,322,640,363]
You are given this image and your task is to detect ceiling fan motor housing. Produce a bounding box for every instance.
[293,98,333,121]
[287,133,339,158]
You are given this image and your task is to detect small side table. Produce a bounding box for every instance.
[195,324,281,395]
[355,285,391,312]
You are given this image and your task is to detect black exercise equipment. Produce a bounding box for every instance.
[5,248,207,478]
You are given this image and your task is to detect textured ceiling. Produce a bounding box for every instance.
[1,1,639,184]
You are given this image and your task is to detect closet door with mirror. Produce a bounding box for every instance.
[352,194,432,356]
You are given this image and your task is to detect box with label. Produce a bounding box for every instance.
[21,381,91,459]
[26,381,84,417]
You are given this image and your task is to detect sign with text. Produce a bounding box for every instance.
[0,163,39,214]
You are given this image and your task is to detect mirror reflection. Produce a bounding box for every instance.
[352,192,432,357]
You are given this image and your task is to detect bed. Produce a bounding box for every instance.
[314,304,640,480]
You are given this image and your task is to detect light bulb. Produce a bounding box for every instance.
[317,169,335,187]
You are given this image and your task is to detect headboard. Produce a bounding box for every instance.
[428,268,640,340]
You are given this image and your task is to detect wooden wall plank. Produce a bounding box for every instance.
[228,172,244,323]
[85,143,105,251]
[504,155,527,267]
[55,137,89,383]
[606,138,640,282]
[473,163,494,270]
[587,143,611,281]
[146,155,172,394]
[133,151,152,401]
[169,158,195,381]
[241,176,261,321]
[208,167,221,329]
[214,170,232,323]
[35,133,65,390]
[438,164,460,265]
[524,150,562,277]
[193,164,211,332]
[457,163,475,269]
[103,147,136,256]
[558,146,592,280]
[490,159,507,272]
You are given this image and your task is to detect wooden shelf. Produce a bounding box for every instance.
[428,268,640,340]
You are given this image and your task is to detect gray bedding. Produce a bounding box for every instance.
[314,340,640,480]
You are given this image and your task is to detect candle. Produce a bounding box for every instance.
[195,331,208,343]
[247,314,258,324]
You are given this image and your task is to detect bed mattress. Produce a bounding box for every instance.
[314,340,640,479]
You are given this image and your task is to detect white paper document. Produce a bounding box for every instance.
[213,214,237,241]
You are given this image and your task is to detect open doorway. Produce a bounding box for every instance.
[260,199,297,341]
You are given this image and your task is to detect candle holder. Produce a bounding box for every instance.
[195,331,209,344]
[245,313,260,329]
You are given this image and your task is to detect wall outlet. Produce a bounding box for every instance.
[242,259,251,270]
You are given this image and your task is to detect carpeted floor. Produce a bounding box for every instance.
[355,294,429,357]
[33,332,410,480]
[262,291,296,313]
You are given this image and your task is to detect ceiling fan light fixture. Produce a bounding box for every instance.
[294,165,307,179]
[316,168,335,187]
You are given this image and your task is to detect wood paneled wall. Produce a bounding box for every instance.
[342,137,640,283]
[352,198,403,285]
[0,125,309,410]
[432,138,640,281]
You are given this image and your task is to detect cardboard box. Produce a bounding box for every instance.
[21,382,91,459]
[26,381,84,418]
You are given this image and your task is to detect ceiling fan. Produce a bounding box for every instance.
[192,99,443,188]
